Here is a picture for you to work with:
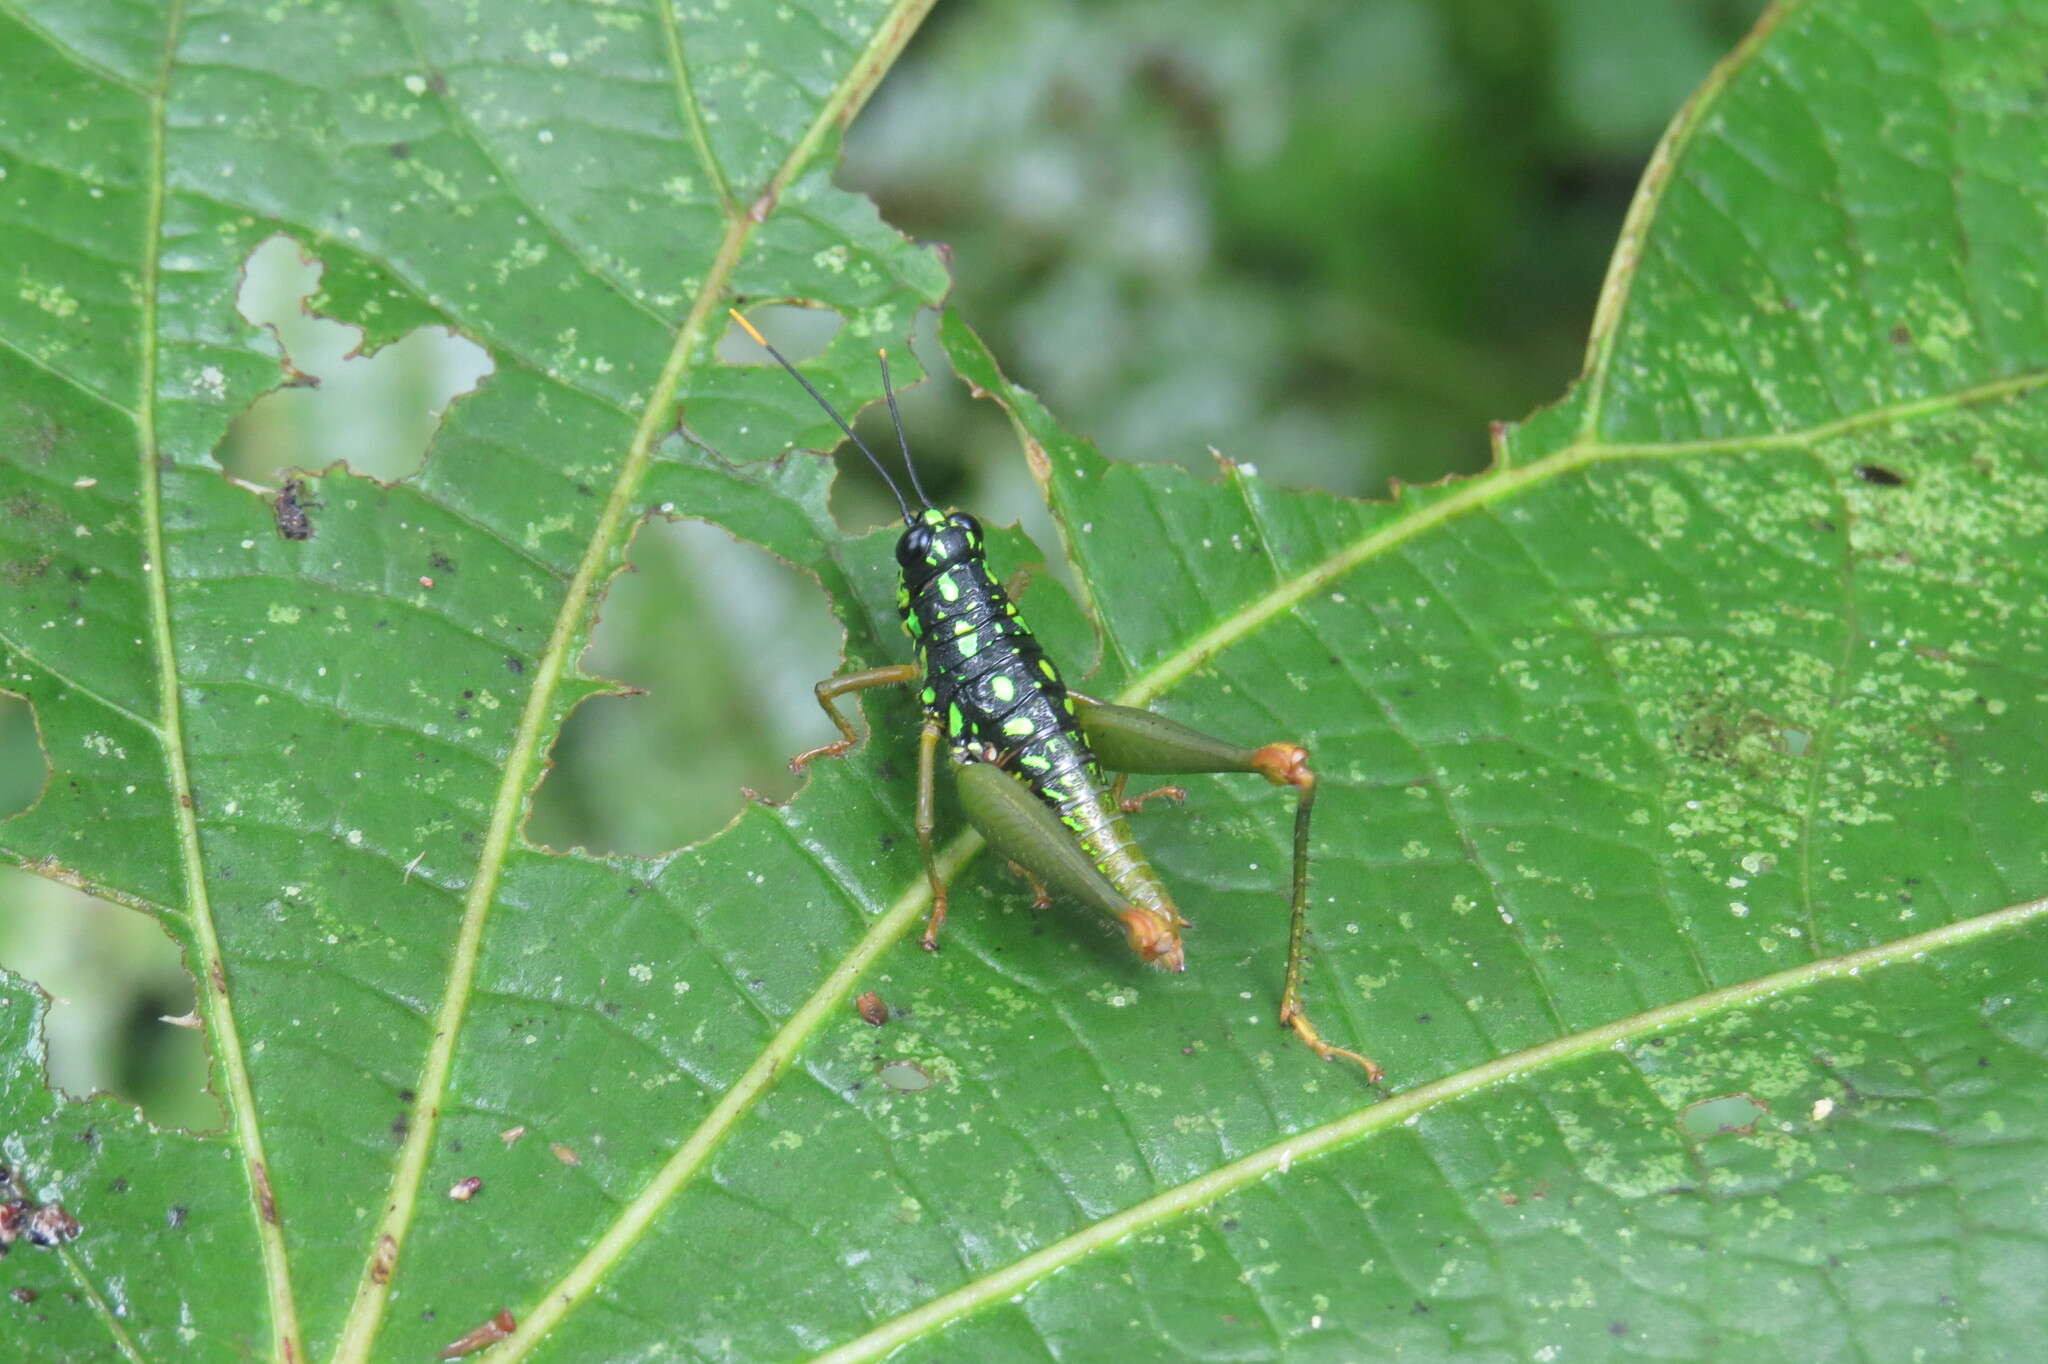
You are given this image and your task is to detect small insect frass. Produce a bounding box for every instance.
[1853,463,1906,486]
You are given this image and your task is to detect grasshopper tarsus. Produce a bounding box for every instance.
[919,878,951,951]
[1279,994,1382,1083]
[1117,783,1187,815]
[1002,860,1055,911]
[788,741,850,775]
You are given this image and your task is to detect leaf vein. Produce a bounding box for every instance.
[807,895,2048,1362]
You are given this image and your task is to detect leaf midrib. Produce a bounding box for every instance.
[323,119,741,1364]
[327,3,942,1360]
[130,1,307,1358]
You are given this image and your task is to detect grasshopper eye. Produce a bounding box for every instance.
[949,512,982,546]
[895,524,935,571]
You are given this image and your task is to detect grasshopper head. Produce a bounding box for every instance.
[896,508,985,589]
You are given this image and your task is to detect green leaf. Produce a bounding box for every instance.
[2,1,2046,1362]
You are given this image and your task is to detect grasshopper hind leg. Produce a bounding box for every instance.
[1259,745,1383,1083]
[1075,699,1383,1085]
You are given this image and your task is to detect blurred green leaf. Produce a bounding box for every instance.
[3,2,2047,1362]
[842,0,1768,498]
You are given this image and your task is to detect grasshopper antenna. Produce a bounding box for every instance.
[728,308,914,525]
[877,348,936,512]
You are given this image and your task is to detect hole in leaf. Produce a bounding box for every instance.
[216,235,494,483]
[0,868,221,1132]
[527,519,842,856]
[1679,1092,1768,1139]
[0,693,46,821]
[720,302,843,365]
[877,1060,932,1092]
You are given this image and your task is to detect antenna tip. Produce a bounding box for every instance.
[728,308,768,348]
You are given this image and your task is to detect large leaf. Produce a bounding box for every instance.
[3,1,2047,1361]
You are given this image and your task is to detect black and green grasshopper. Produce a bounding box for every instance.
[729,309,1379,1082]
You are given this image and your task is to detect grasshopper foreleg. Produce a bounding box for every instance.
[790,664,919,773]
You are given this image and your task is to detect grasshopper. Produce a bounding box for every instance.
[730,310,1378,1082]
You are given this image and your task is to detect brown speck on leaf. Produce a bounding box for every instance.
[499,1125,526,1147]
[855,991,889,1027]
[438,1309,516,1359]
[549,1143,580,1167]
[10,1287,34,1304]
[370,1233,398,1284]
[448,1176,483,1203]
[253,1162,278,1225]
[0,1199,29,1250]
[210,961,228,995]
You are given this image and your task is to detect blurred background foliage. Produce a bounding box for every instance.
[0,0,1762,1130]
